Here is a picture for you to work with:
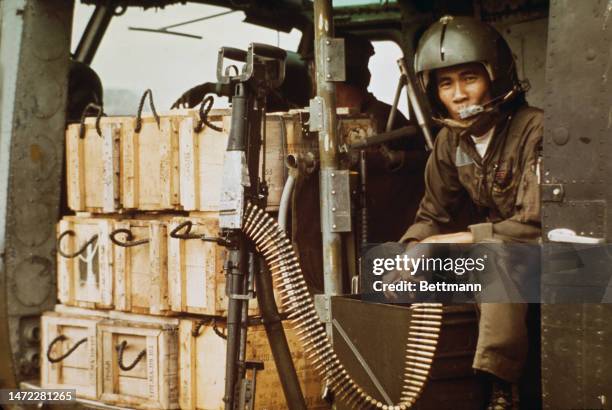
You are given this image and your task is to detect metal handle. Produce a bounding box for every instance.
[547,228,605,244]
[115,340,146,371]
[220,46,248,62]
[109,228,149,247]
[250,43,287,61]
[46,335,87,363]
[57,230,98,258]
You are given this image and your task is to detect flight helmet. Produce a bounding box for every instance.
[414,15,523,120]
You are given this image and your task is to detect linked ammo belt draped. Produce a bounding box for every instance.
[243,202,443,409]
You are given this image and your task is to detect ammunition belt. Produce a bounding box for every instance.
[243,202,443,409]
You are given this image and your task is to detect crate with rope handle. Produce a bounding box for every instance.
[56,215,118,310]
[167,212,265,317]
[66,91,375,214]
[40,309,107,400]
[98,316,180,409]
[110,215,174,316]
[57,214,174,315]
[66,90,188,213]
[176,104,375,212]
[65,104,129,213]
[58,213,272,317]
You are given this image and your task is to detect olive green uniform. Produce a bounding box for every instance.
[400,105,543,382]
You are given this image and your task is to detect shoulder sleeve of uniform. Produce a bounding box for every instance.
[400,128,464,243]
[513,106,544,144]
[490,106,543,243]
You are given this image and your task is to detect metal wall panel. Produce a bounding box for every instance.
[494,18,549,109]
[542,0,612,408]
[0,0,73,386]
[542,0,612,239]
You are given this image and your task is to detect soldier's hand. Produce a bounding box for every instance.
[381,265,417,301]
[381,241,420,301]
[380,241,438,302]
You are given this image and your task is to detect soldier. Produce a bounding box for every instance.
[399,16,542,410]
[333,32,427,243]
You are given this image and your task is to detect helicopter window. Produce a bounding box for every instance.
[71,3,302,114]
[369,40,409,119]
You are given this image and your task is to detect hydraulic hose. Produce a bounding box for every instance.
[277,173,295,232]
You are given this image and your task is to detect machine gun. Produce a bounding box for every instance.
[207,43,307,410]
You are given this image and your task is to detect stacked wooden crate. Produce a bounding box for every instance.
[43,107,374,408]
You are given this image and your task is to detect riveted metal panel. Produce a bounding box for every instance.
[542,0,612,238]
[0,0,73,386]
[542,304,612,409]
[541,0,612,408]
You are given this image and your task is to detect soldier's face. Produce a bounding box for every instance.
[435,63,492,120]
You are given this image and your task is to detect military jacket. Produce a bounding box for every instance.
[400,105,543,243]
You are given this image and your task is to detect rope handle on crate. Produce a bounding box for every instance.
[57,230,99,258]
[109,228,149,247]
[194,95,223,133]
[191,318,227,340]
[169,220,232,246]
[134,89,161,133]
[46,335,88,363]
[115,340,146,371]
[78,102,105,139]
[169,221,201,240]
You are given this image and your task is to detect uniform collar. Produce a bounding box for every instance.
[454,111,513,167]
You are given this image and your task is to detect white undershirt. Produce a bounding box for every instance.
[470,127,495,158]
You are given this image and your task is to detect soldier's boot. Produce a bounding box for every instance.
[485,377,518,410]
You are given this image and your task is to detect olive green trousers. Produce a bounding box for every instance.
[473,303,528,383]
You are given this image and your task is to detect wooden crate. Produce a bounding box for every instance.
[99,318,179,409]
[178,319,327,410]
[121,114,182,211]
[57,216,115,309]
[260,114,310,211]
[178,110,374,212]
[41,311,104,400]
[177,109,229,212]
[67,111,188,213]
[167,213,260,316]
[252,111,373,211]
[66,117,127,213]
[53,303,110,319]
[67,109,373,214]
[246,324,327,410]
[113,217,171,315]
[176,109,292,211]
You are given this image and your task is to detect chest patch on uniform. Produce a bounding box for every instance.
[493,162,513,189]
[455,146,474,167]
